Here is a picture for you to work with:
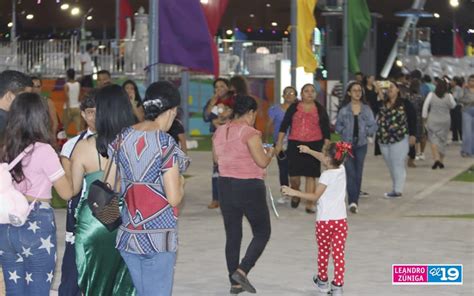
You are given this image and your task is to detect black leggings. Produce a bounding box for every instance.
[218,177,271,285]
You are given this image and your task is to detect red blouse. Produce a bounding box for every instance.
[288,103,323,142]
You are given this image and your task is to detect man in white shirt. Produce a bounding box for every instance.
[80,43,95,88]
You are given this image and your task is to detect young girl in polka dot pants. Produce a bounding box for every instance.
[282,142,351,295]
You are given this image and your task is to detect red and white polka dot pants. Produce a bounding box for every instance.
[316,219,348,286]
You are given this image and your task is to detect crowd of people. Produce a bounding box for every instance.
[0,69,189,296]
[0,66,473,296]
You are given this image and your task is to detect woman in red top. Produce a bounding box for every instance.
[275,84,330,213]
[213,95,274,294]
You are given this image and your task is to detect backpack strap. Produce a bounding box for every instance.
[7,145,34,171]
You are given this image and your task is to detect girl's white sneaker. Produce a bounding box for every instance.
[313,276,330,293]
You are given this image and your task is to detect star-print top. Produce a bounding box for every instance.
[376,104,408,144]
[109,127,190,254]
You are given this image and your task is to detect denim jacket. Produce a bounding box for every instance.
[335,103,377,147]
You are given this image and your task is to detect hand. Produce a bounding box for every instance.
[264,146,275,157]
[210,95,218,105]
[297,145,311,154]
[274,143,283,157]
[281,185,297,196]
[409,135,416,146]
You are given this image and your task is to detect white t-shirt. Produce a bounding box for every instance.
[65,81,81,108]
[316,165,347,221]
[80,52,93,75]
[60,129,95,158]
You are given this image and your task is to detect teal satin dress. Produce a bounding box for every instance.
[75,170,135,296]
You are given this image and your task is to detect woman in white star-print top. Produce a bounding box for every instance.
[282,142,350,296]
[0,93,73,295]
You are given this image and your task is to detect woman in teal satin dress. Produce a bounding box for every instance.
[69,85,137,295]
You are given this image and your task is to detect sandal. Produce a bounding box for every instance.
[290,197,301,208]
[231,271,256,294]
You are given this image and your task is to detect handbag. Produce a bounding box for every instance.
[0,145,35,226]
[87,136,122,232]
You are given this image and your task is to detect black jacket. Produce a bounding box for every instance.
[403,99,417,137]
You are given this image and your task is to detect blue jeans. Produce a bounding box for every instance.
[462,107,474,155]
[0,203,57,296]
[120,250,176,296]
[344,144,368,205]
[379,136,409,194]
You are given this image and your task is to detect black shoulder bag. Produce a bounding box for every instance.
[87,136,122,232]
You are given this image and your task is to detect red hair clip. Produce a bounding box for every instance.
[335,142,354,161]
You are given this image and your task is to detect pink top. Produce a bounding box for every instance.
[14,142,65,199]
[213,122,265,180]
[288,103,323,142]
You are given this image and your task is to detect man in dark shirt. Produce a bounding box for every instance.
[0,70,33,143]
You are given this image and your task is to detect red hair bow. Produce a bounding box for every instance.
[335,142,354,161]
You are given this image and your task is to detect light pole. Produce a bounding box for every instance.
[81,8,94,41]
[11,0,16,42]
[450,0,459,56]
[148,0,160,84]
[290,0,297,87]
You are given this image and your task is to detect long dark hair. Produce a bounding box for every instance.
[2,92,53,182]
[230,75,249,95]
[434,79,449,98]
[340,82,367,107]
[95,84,136,157]
[122,79,143,107]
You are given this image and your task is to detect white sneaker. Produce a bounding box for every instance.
[348,203,358,214]
[330,283,343,295]
[277,196,288,204]
[418,153,425,161]
[313,276,330,293]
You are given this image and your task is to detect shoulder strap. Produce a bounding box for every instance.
[97,151,103,171]
[70,130,89,154]
[102,133,122,186]
[7,145,34,171]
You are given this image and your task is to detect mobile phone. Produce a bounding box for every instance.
[377,80,390,89]
[263,143,273,149]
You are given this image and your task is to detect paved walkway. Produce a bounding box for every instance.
[2,143,473,296]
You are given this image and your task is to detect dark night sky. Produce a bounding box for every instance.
[1,1,472,33]
[0,0,473,73]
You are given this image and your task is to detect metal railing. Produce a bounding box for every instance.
[0,37,289,78]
